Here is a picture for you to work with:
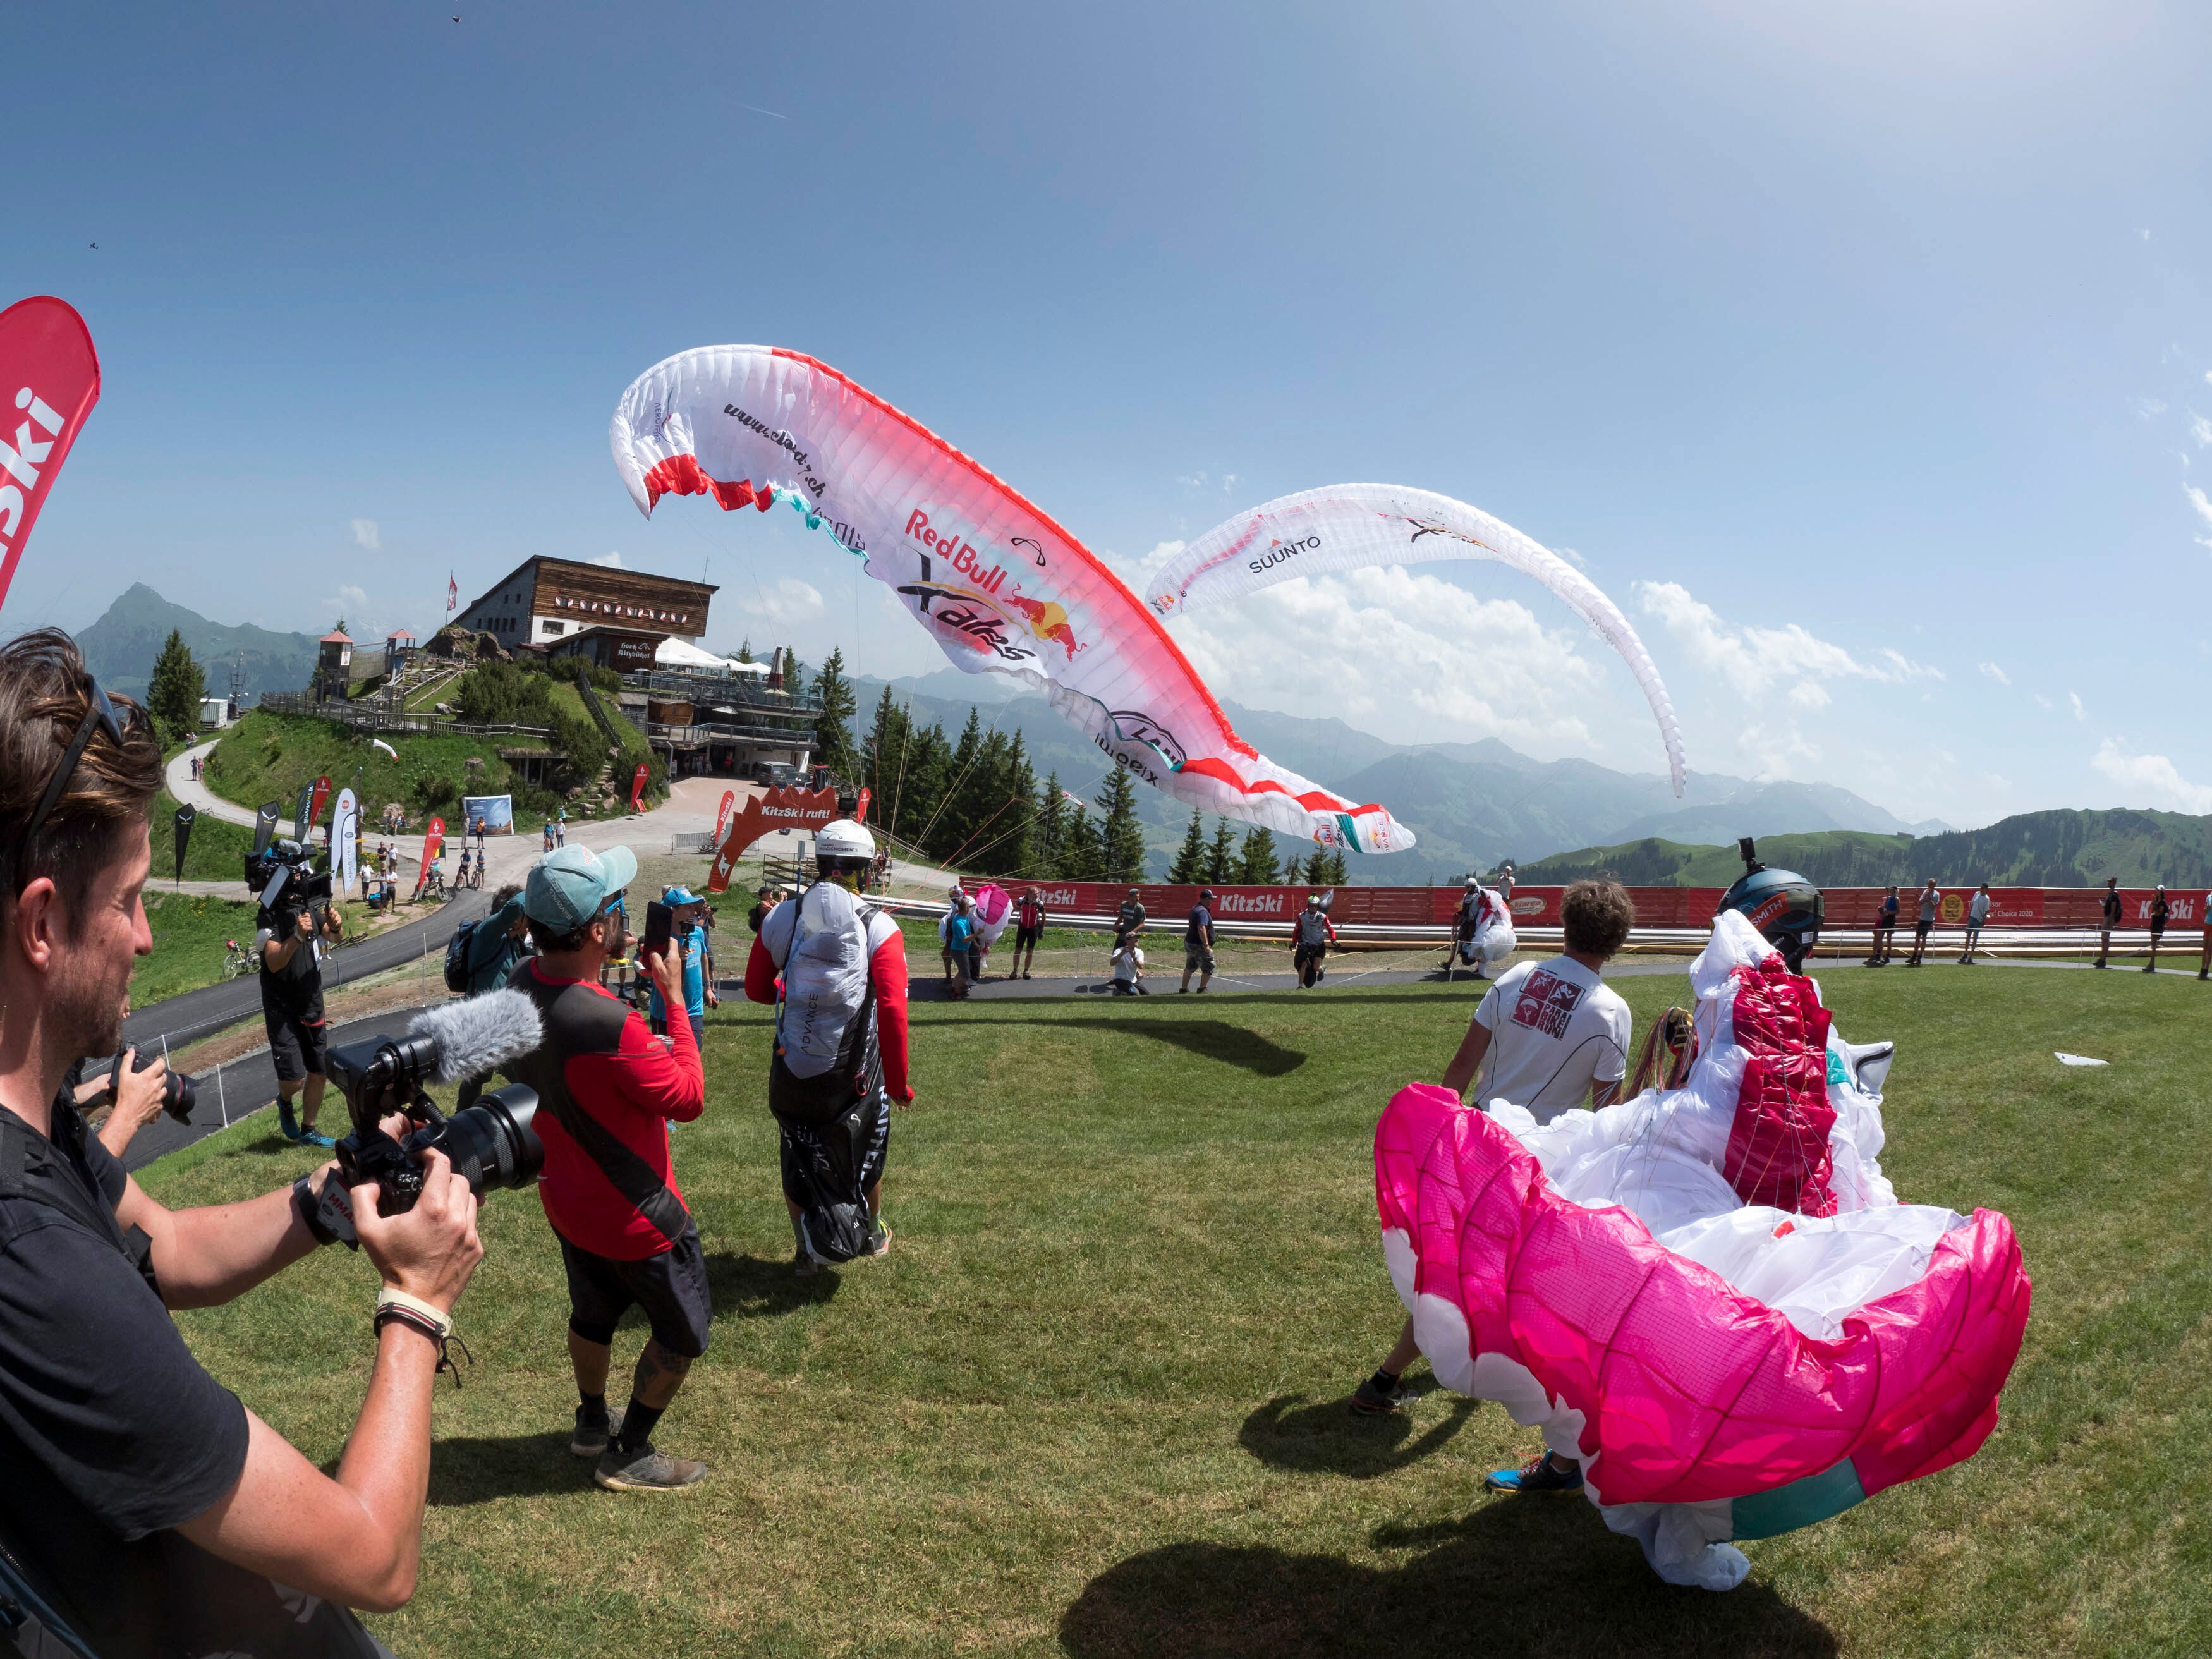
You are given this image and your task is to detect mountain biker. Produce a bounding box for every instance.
[745,819,913,1275]
[1292,894,1336,987]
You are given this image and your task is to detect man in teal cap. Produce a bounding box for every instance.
[648,885,716,1048]
[501,843,712,1492]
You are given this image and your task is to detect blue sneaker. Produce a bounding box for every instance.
[298,1126,336,1149]
[1485,1452,1583,1494]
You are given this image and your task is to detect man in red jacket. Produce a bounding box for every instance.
[746,819,913,1275]
[502,843,709,1493]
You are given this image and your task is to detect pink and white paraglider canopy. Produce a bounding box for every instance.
[609,346,1411,857]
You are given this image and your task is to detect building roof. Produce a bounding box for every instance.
[320,630,354,645]
[654,636,770,675]
[386,628,416,641]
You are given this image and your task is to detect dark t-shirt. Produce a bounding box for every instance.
[2102,891,2122,927]
[256,907,324,1019]
[1186,904,1213,945]
[0,1102,378,1657]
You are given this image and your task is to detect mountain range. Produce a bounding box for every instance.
[859,668,1954,880]
[75,583,319,701]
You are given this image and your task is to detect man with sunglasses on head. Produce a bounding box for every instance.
[0,629,485,1657]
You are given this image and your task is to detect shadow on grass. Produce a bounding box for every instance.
[918,1016,1306,1077]
[1239,1392,1476,1479]
[427,1431,588,1505]
[1060,1509,1838,1658]
[705,1251,841,1318]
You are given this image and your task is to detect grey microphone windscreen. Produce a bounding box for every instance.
[410,989,545,1085]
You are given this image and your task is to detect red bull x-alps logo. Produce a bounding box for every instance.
[905,509,1007,595]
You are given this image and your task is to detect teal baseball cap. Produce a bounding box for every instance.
[526,843,638,932]
[662,884,702,906]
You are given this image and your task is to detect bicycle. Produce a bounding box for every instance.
[465,861,483,890]
[221,939,258,980]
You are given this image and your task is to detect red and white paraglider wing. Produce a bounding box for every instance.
[610,347,1411,856]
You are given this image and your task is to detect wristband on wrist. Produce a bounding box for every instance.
[375,1285,454,1337]
[292,1174,341,1247]
[372,1288,471,1387]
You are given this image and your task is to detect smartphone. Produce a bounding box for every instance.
[641,900,674,963]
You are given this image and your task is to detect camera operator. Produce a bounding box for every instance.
[257,843,343,1149]
[0,628,485,1656]
[500,844,709,1493]
[453,883,532,1112]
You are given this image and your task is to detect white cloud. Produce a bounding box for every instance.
[2187,485,2212,549]
[2191,413,2212,447]
[734,577,826,627]
[349,518,380,551]
[2139,398,2170,420]
[1978,661,2010,686]
[2091,739,2212,812]
[2139,228,2152,241]
[2069,690,2086,722]
[1634,581,1941,705]
[591,550,624,568]
[1552,545,1589,569]
[2033,693,2055,711]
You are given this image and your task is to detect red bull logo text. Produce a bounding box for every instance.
[905,509,1007,594]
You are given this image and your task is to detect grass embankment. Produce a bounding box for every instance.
[203,709,553,831]
[153,786,258,882]
[141,964,2212,1656]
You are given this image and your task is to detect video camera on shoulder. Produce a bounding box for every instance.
[326,990,548,1217]
[246,839,335,921]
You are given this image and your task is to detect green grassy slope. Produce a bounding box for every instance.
[202,709,552,829]
[142,966,2212,1657]
[1519,809,2212,887]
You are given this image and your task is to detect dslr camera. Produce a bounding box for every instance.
[107,1047,198,1124]
[326,991,547,1217]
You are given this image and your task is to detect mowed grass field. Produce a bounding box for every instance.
[142,964,2212,1657]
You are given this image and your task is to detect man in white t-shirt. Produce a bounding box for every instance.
[1349,881,1638,1486]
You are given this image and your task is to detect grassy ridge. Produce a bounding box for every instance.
[138,966,2212,1656]
[1519,809,2212,889]
[202,709,552,830]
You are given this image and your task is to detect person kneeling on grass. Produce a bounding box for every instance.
[746,819,914,1275]
[1348,878,1636,1499]
[501,843,711,1493]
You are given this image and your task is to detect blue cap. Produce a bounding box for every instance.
[525,843,638,932]
[662,884,701,906]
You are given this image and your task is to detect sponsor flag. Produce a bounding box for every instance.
[332,789,360,893]
[446,574,458,615]
[0,298,101,613]
[172,803,197,885]
[253,800,282,855]
[854,786,870,825]
[629,761,650,811]
[293,781,315,844]
[308,774,332,834]
[416,816,446,896]
[712,788,736,847]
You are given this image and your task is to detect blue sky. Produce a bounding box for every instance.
[6,0,2209,829]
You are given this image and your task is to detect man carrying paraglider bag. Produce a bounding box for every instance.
[1291,892,1337,987]
[746,819,913,1276]
[1442,875,1516,982]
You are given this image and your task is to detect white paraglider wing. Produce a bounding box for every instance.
[610,349,1413,854]
[1150,484,1686,796]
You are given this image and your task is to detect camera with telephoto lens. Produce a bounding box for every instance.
[326,999,546,1217]
[111,1047,198,1124]
[245,841,335,921]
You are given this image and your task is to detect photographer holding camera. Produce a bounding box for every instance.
[0,629,483,1658]
[254,841,344,1148]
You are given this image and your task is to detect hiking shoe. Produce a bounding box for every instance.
[1485,1452,1583,1494]
[298,1126,335,1148]
[571,1406,624,1459]
[594,1443,707,1492]
[277,1100,303,1141]
[866,1218,893,1258]
[1349,1376,1411,1417]
[792,1249,820,1279]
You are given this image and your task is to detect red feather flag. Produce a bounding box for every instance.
[0,298,101,612]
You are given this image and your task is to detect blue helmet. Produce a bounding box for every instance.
[1717,839,1823,972]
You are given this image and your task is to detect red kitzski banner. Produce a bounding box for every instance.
[712,788,737,847]
[0,298,101,612]
[629,762,650,811]
[854,787,871,824]
[416,816,446,895]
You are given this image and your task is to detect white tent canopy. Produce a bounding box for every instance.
[655,636,769,676]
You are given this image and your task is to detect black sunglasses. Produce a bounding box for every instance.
[14,680,148,896]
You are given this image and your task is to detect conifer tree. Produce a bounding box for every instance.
[1031,770,1066,877]
[809,648,858,781]
[1323,846,1350,885]
[1169,809,1210,884]
[1059,797,1103,880]
[1205,816,1238,885]
[1096,766,1148,882]
[147,629,205,744]
[1236,824,1282,887]
[992,731,1035,876]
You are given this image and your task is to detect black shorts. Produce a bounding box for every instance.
[558,1223,712,1358]
[263,999,328,1082]
[1914,920,1932,937]
[1015,924,1042,949]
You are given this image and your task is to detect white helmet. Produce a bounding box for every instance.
[815,819,877,861]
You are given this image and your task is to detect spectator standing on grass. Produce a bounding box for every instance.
[2146,884,2170,973]
[748,885,775,933]
[1009,886,1047,980]
[943,897,975,999]
[502,843,711,1493]
[1869,885,1900,964]
[1495,862,1516,911]
[2096,877,2122,968]
[1180,887,1217,994]
[1961,884,1992,965]
[1906,878,1940,967]
[1349,880,1637,1502]
[648,887,717,1047]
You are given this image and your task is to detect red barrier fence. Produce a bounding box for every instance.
[987,881,2208,932]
